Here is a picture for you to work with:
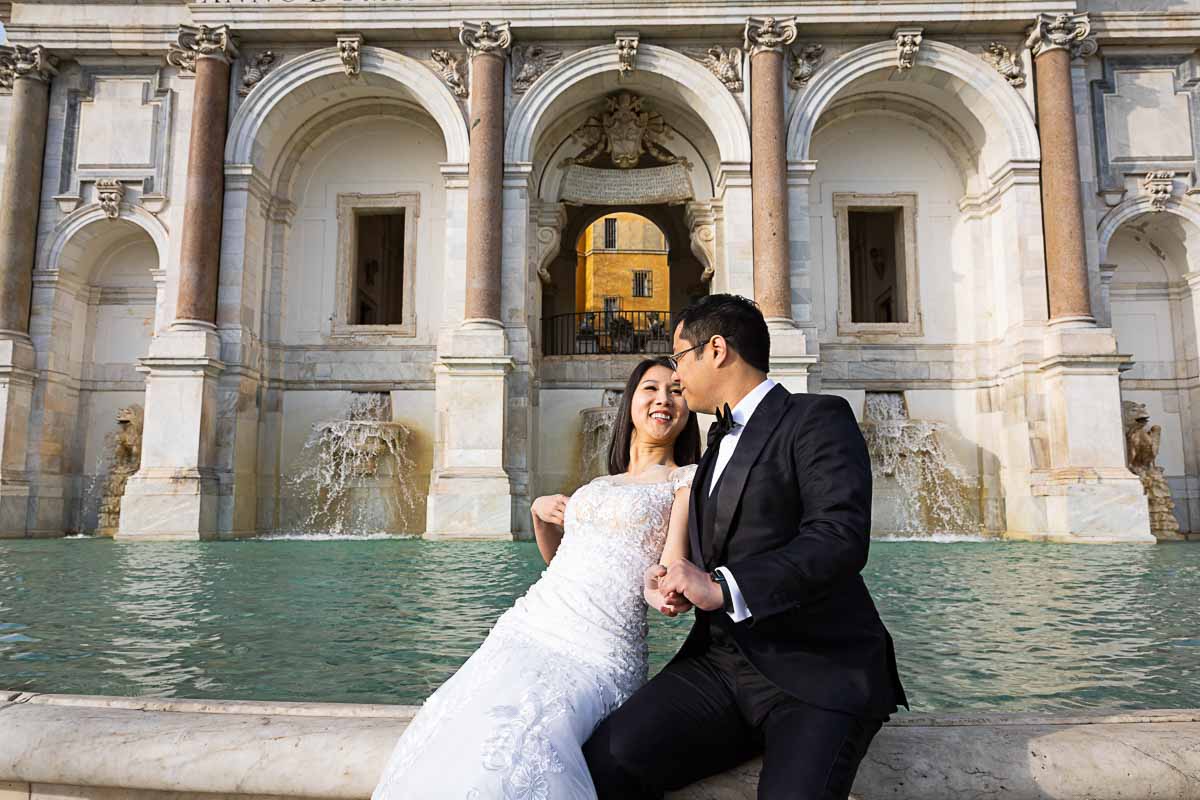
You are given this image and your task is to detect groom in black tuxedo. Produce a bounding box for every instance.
[583,294,907,799]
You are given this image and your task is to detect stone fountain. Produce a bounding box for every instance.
[95,405,143,537]
[578,389,623,484]
[287,392,416,535]
[1123,400,1184,541]
[859,392,980,536]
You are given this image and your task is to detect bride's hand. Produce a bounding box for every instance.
[531,494,570,526]
[644,564,693,617]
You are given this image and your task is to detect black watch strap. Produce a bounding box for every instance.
[710,569,734,614]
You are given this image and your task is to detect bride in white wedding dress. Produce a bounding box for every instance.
[372,358,701,800]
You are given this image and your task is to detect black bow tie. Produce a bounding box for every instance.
[707,403,735,449]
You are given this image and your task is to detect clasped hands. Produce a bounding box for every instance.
[644,560,724,616]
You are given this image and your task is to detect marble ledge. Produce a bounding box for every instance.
[1,692,1199,800]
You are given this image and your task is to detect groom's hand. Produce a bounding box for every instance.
[644,564,693,617]
[660,560,724,612]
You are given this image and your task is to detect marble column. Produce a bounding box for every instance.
[744,16,796,324]
[461,20,510,326]
[0,45,56,537]
[425,22,516,540]
[117,26,238,541]
[1027,13,1095,326]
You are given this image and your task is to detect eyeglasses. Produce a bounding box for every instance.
[667,339,711,371]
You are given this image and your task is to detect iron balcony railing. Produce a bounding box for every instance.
[543,310,674,357]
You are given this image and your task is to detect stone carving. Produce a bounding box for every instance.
[0,44,57,89]
[789,44,825,89]
[686,202,718,283]
[1144,171,1175,212]
[560,163,693,206]
[616,32,639,75]
[96,405,143,536]
[337,33,363,77]
[1027,13,1096,60]
[430,49,468,98]
[743,16,798,57]
[1123,400,1183,540]
[532,203,567,285]
[238,50,276,96]
[167,24,239,75]
[982,42,1025,87]
[512,45,561,95]
[685,46,743,92]
[459,21,512,58]
[894,27,924,71]
[95,179,125,219]
[570,92,680,169]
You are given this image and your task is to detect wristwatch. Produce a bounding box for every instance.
[709,569,734,614]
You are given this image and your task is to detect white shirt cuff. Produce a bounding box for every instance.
[715,566,751,623]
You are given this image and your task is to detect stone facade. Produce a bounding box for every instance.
[0,0,1197,541]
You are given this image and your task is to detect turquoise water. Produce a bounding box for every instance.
[1,537,1197,712]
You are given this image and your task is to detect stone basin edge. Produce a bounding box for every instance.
[1,692,1199,799]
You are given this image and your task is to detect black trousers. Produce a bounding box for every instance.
[583,630,884,800]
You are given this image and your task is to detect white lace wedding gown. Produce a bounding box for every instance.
[372,463,697,800]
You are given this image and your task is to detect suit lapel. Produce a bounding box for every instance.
[704,384,790,567]
[688,447,717,567]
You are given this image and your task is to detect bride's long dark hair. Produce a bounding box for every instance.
[607,357,702,476]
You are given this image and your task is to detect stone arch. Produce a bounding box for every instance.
[226,46,470,168]
[789,39,1040,180]
[505,43,752,166]
[1098,196,1200,265]
[38,204,167,280]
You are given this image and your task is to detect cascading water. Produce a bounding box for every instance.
[578,389,623,484]
[860,392,980,536]
[286,392,416,535]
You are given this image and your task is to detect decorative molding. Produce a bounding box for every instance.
[333,191,420,338]
[832,192,923,337]
[0,44,57,89]
[430,48,467,98]
[1027,13,1096,60]
[685,202,718,283]
[894,27,924,71]
[166,25,238,75]
[684,45,743,93]
[95,179,125,219]
[531,202,567,285]
[743,16,797,57]
[238,51,276,97]
[1089,53,1200,197]
[1144,171,1176,211]
[982,42,1025,87]
[337,33,363,77]
[616,31,640,75]
[512,45,562,95]
[789,43,825,89]
[459,21,512,58]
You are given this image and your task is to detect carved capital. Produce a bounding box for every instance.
[894,27,923,71]
[95,179,125,220]
[337,33,363,77]
[982,42,1026,88]
[431,48,468,98]
[684,46,743,93]
[1144,171,1176,212]
[615,32,640,75]
[789,43,825,89]
[1027,13,1096,60]
[0,44,58,89]
[239,50,276,97]
[167,25,238,74]
[512,45,562,95]
[459,21,512,59]
[744,16,797,57]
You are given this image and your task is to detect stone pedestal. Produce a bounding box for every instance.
[425,324,515,540]
[1008,326,1155,543]
[116,327,224,541]
[0,339,35,537]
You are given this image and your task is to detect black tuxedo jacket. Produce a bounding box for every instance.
[679,384,907,719]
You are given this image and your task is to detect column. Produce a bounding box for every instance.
[117,25,238,541]
[425,22,517,540]
[1012,13,1153,543]
[744,17,795,323]
[0,45,56,537]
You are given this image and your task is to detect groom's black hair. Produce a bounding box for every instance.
[674,293,771,373]
[608,357,702,476]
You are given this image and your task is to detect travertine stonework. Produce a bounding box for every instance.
[0,0,1197,541]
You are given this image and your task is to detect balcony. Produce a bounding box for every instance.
[542,310,673,357]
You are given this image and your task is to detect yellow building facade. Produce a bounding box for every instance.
[575,213,670,315]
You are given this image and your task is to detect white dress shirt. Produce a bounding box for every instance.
[708,377,777,623]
